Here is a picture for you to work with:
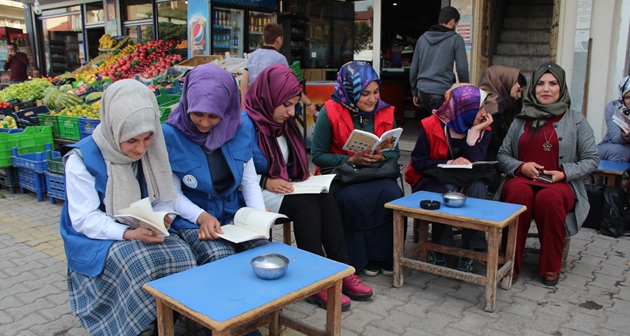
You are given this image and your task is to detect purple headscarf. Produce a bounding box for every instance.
[244,64,309,182]
[433,84,488,134]
[166,63,242,151]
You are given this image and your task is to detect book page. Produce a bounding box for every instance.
[613,109,630,134]
[342,129,380,153]
[371,127,403,153]
[115,198,175,237]
[233,207,288,236]
[437,161,498,169]
[288,174,336,195]
[218,225,265,244]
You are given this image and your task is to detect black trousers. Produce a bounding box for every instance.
[279,193,351,265]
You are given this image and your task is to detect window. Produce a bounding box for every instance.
[85,2,105,24]
[123,0,153,21]
[157,1,187,41]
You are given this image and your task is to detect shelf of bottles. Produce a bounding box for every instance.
[248,11,276,52]
[212,8,243,57]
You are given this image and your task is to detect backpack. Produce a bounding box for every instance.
[599,186,630,238]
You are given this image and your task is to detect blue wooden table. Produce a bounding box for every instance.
[385,191,526,312]
[143,242,354,336]
[594,160,630,186]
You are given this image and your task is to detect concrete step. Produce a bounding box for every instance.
[503,17,552,30]
[506,5,554,17]
[491,55,550,72]
[496,42,550,56]
[500,29,551,43]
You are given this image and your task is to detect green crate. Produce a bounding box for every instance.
[58,115,81,140]
[159,99,181,124]
[47,156,64,174]
[38,114,60,138]
[0,126,53,168]
[155,88,181,106]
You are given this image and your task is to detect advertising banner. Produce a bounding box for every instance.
[188,0,210,57]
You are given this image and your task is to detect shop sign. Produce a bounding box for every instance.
[213,0,278,11]
[188,0,210,57]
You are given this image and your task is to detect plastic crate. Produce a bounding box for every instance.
[155,88,181,106]
[17,167,47,202]
[0,166,18,194]
[78,117,101,139]
[47,152,64,174]
[13,105,49,128]
[12,100,37,112]
[159,101,180,124]
[0,126,53,168]
[58,115,81,140]
[38,114,60,138]
[45,171,65,203]
[11,144,56,174]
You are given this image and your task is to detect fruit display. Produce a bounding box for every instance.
[0,79,54,103]
[1,116,17,129]
[175,40,188,49]
[99,34,117,49]
[0,101,12,109]
[52,101,101,119]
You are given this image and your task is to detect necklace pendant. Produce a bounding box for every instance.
[543,141,552,151]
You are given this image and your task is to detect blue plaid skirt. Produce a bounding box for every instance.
[177,228,269,265]
[67,235,197,336]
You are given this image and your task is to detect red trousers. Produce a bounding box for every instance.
[501,177,575,275]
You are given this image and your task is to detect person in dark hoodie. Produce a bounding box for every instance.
[410,6,469,118]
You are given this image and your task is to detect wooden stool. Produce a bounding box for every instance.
[525,233,571,271]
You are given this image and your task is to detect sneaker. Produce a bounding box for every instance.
[306,289,351,311]
[427,252,447,267]
[380,261,394,276]
[456,257,474,272]
[362,261,380,276]
[342,274,373,301]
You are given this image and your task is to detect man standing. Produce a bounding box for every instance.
[3,43,29,84]
[410,6,469,116]
[240,22,315,114]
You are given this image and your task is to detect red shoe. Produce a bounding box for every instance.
[542,272,560,286]
[342,274,373,301]
[306,289,351,311]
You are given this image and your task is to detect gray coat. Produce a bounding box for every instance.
[494,109,599,236]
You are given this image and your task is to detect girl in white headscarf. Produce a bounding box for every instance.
[59,80,196,336]
[598,76,630,162]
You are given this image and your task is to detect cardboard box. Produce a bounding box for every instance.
[303,69,326,81]
[177,55,221,68]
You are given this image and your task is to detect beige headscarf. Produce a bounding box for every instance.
[92,79,177,216]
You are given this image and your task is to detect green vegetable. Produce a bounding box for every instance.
[0,79,54,103]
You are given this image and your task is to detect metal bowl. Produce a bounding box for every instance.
[250,253,290,280]
[442,192,468,208]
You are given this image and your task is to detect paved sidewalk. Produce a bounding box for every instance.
[1,183,629,335]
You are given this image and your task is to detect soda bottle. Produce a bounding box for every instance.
[189,14,207,56]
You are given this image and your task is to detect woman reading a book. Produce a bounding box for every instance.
[404,84,493,273]
[311,61,403,277]
[60,80,197,336]
[244,64,372,311]
[162,63,269,266]
[496,62,598,286]
[597,76,630,162]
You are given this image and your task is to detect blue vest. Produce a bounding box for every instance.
[59,137,112,277]
[163,112,258,229]
[243,112,269,174]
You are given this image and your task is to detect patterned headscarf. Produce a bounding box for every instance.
[166,63,242,152]
[519,62,571,128]
[244,64,309,182]
[90,79,177,216]
[331,61,390,118]
[433,84,488,135]
[613,76,630,116]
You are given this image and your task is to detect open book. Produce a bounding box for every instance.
[114,198,176,238]
[612,108,630,134]
[342,127,403,154]
[437,161,498,169]
[287,174,336,194]
[218,207,288,243]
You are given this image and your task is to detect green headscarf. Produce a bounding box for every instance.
[518,62,571,128]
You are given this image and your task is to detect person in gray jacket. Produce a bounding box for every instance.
[495,62,599,287]
[409,6,469,117]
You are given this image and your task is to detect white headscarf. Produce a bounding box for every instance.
[92,79,177,216]
[614,76,630,116]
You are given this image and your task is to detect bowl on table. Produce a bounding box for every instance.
[442,192,468,208]
[250,253,290,280]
